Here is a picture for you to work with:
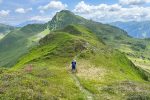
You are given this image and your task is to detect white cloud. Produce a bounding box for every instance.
[74,1,122,14]
[15,8,25,13]
[30,16,52,22]
[40,10,45,14]
[119,0,150,5]
[0,10,10,17]
[38,1,67,10]
[74,1,150,22]
[15,8,32,14]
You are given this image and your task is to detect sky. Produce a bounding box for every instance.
[0,0,150,25]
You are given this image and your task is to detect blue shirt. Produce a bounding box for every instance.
[72,61,76,67]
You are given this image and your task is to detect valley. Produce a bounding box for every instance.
[110,21,150,38]
[0,23,15,40]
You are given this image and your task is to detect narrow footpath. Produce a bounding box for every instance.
[71,73,93,100]
[67,62,94,100]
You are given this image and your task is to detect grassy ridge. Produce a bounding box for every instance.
[0,10,149,99]
[1,10,149,70]
[47,10,150,74]
[0,25,147,99]
[0,24,47,67]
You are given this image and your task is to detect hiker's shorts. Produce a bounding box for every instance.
[72,65,76,70]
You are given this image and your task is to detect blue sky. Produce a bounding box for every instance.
[0,0,150,25]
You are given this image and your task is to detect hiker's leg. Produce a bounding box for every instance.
[72,66,74,71]
[73,66,76,72]
[72,66,75,72]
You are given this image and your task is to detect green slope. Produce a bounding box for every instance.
[0,34,4,40]
[47,10,150,74]
[0,24,47,67]
[0,9,149,86]
[0,10,129,68]
[0,23,15,40]
[48,10,87,30]
[0,23,15,34]
[0,10,149,78]
[0,25,149,100]
[0,10,149,100]
[48,10,129,41]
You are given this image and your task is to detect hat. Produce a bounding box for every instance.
[73,59,76,62]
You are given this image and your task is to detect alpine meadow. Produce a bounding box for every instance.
[0,0,150,100]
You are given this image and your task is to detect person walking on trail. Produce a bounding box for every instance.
[71,59,76,72]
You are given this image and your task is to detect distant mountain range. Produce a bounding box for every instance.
[16,20,45,27]
[0,23,15,34]
[0,23,15,39]
[110,21,150,38]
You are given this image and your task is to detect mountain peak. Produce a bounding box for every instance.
[58,10,74,14]
[47,10,86,30]
[52,10,75,20]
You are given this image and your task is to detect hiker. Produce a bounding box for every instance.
[71,59,76,72]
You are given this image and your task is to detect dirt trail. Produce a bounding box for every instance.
[67,53,94,99]
[67,62,93,100]
[71,73,93,100]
